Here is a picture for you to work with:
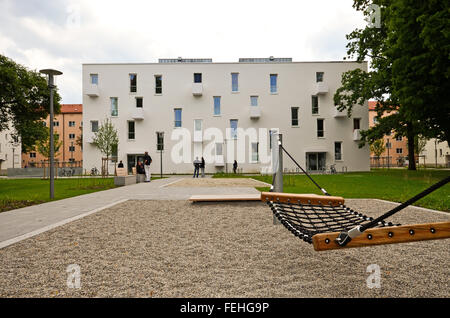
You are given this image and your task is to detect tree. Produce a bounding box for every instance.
[76,125,83,150]
[0,54,61,152]
[92,119,119,176]
[334,0,449,170]
[36,128,63,162]
[370,138,385,157]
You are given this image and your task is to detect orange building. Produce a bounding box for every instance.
[22,104,83,167]
[368,101,409,166]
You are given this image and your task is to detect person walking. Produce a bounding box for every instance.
[233,160,238,174]
[144,152,152,182]
[193,157,201,178]
[200,157,206,178]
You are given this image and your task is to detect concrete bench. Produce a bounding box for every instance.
[114,175,136,186]
[114,167,136,186]
[136,174,146,183]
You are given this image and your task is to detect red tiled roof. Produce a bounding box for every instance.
[368,100,377,111]
[60,104,82,114]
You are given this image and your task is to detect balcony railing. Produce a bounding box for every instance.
[192,83,203,96]
[353,129,361,141]
[333,107,347,117]
[250,106,261,119]
[313,82,329,95]
[132,108,144,120]
[86,83,99,97]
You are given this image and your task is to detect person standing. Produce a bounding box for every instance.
[233,160,238,174]
[193,157,201,178]
[200,157,206,178]
[144,152,152,182]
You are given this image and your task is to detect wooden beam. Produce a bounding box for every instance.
[261,192,345,207]
[312,221,450,251]
[189,194,261,202]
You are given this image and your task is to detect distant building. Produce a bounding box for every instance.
[22,104,83,167]
[368,101,409,166]
[420,139,450,167]
[0,125,22,172]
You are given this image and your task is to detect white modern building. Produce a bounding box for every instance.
[0,126,22,173]
[82,58,370,175]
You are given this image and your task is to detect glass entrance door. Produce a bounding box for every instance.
[127,154,145,174]
[307,153,326,171]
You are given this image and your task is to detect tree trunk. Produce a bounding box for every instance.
[406,123,416,170]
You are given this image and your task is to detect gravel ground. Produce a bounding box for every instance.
[167,178,270,188]
[0,199,448,298]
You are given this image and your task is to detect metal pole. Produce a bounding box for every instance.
[387,138,390,169]
[49,77,55,199]
[272,133,283,225]
[160,150,163,179]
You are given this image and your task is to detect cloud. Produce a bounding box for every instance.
[0,0,367,103]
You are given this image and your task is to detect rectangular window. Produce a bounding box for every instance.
[215,143,223,156]
[194,119,202,131]
[111,97,118,116]
[155,75,162,94]
[174,109,182,128]
[335,142,342,161]
[291,107,299,126]
[231,73,239,92]
[213,96,221,115]
[230,119,238,139]
[194,73,202,83]
[317,119,324,138]
[128,121,135,140]
[90,74,98,85]
[312,96,319,114]
[353,118,361,130]
[373,116,378,124]
[53,121,59,127]
[43,121,47,127]
[270,74,278,93]
[316,72,324,83]
[69,133,75,139]
[69,121,76,127]
[396,148,403,154]
[251,142,259,162]
[91,121,99,133]
[396,136,402,141]
[136,97,143,108]
[130,74,137,93]
[30,153,37,158]
[386,141,392,149]
[69,146,75,152]
[250,96,258,107]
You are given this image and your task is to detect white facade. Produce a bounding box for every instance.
[420,139,450,167]
[82,59,370,174]
[0,126,21,172]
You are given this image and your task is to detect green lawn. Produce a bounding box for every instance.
[215,169,450,212]
[0,178,117,212]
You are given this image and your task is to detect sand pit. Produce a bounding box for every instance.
[0,199,448,298]
[167,177,270,188]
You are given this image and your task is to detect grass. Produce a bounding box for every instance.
[214,169,450,212]
[0,178,117,213]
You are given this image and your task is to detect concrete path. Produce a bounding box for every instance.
[0,176,261,247]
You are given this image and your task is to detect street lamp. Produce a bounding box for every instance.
[40,69,63,199]
[387,138,390,169]
[156,131,164,179]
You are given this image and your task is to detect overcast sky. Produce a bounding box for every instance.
[0,0,366,104]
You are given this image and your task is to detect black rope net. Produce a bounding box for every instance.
[267,200,399,244]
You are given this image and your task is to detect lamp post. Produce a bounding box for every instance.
[387,138,390,169]
[156,131,164,179]
[40,69,63,199]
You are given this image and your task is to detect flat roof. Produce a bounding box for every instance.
[83,60,367,66]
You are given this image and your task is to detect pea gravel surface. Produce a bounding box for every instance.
[0,199,448,298]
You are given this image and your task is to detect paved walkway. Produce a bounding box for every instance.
[0,176,261,247]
